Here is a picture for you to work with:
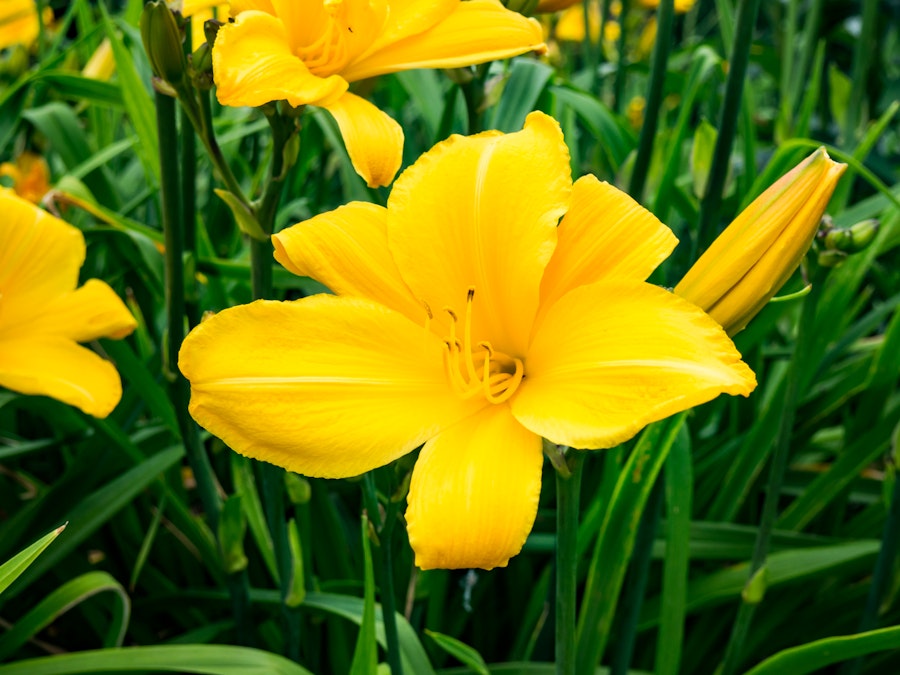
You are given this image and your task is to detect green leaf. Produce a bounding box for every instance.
[742,624,900,675]
[0,645,314,675]
[0,571,129,660]
[99,6,160,183]
[426,631,489,675]
[349,515,378,675]
[0,446,184,603]
[576,413,688,672]
[0,525,65,598]
[690,119,718,199]
[488,58,554,133]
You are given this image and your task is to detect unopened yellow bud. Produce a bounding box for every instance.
[140,1,187,87]
[82,38,116,81]
[675,148,846,335]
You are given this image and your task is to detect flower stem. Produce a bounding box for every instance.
[611,1,629,113]
[380,503,404,675]
[628,0,675,203]
[556,449,584,675]
[180,103,200,328]
[695,0,763,253]
[718,269,823,675]
[609,477,664,675]
[156,88,252,645]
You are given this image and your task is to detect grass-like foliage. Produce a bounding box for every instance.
[1,0,899,674]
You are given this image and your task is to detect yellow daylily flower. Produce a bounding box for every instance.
[211,0,545,187]
[0,191,138,417]
[0,151,50,203]
[637,0,696,12]
[179,112,756,570]
[0,0,51,51]
[676,148,846,335]
[555,2,620,43]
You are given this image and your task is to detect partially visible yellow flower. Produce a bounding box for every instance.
[626,95,645,129]
[211,0,545,187]
[555,2,620,43]
[637,0,696,12]
[0,152,50,203]
[82,38,116,80]
[0,191,137,417]
[637,15,657,57]
[0,0,51,51]
[180,0,229,48]
[675,148,846,335]
[179,112,755,571]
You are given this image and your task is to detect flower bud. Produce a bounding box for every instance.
[823,218,879,254]
[140,1,187,87]
[675,148,846,335]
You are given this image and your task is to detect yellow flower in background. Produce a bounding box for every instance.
[0,0,51,51]
[555,1,620,43]
[82,38,116,80]
[0,192,137,417]
[637,0,696,12]
[179,112,755,570]
[0,151,50,203]
[676,148,846,335]
[211,0,545,187]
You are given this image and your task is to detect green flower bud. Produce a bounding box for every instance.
[190,42,213,90]
[140,1,187,86]
[823,219,879,254]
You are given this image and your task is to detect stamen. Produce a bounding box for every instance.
[462,287,478,383]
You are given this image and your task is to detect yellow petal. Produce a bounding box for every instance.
[538,174,677,323]
[229,0,275,14]
[342,0,545,82]
[0,336,123,418]
[406,405,543,570]
[321,92,404,188]
[511,280,756,449]
[0,193,84,323]
[388,111,570,357]
[26,280,137,342]
[363,0,456,55]
[269,0,328,50]
[212,11,347,108]
[272,202,423,323]
[179,294,485,478]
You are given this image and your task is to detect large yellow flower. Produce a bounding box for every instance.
[211,0,545,187]
[0,192,137,417]
[179,112,755,570]
[0,0,51,51]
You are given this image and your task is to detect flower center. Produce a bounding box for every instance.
[440,288,524,405]
[296,0,351,77]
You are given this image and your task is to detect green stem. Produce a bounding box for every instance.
[556,450,584,675]
[718,271,823,675]
[628,0,675,203]
[609,477,664,675]
[380,504,404,675]
[611,0,628,114]
[157,88,251,646]
[695,0,763,253]
[582,0,601,91]
[180,103,200,328]
[461,64,489,135]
